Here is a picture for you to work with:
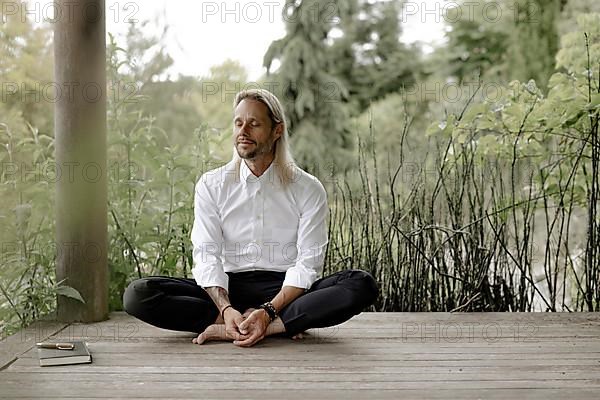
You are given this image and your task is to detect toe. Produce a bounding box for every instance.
[194,333,206,345]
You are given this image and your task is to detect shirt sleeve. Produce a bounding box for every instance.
[191,177,229,292]
[282,179,329,290]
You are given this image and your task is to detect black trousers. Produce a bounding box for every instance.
[123,269,379,337]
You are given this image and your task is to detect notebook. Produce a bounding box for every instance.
[38,341,92,367]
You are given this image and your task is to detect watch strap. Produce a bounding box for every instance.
[259,302,277,322]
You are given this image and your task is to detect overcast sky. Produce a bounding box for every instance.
[32,0,446,80]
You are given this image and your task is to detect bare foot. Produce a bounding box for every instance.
[192,324,228,344]
[193,308,257,345]
[292,332,306,340]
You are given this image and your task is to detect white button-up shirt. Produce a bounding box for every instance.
[191,159,329,292]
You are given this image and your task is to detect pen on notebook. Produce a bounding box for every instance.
[36,342,75,350]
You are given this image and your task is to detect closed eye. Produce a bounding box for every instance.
[234,120,260,127]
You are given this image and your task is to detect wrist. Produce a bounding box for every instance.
[258,301,277,322]
[258,308,271,324]
[221,304,233,319]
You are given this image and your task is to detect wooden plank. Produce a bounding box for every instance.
[10,343,600,365]
[2,377,600,389]
[15,345,600,360]
[0,393,596,400]
[0,381,599,397]
[4,370,600,382]
[0,378,599,389]
[7,362,600,373]
[0,391,598,400]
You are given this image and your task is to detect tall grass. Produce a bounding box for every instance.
[323,71,599,312]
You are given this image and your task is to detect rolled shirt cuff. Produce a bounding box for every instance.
[282,265,318,290]
[192,266,229,292]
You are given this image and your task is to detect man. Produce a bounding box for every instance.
[123,89,378,347]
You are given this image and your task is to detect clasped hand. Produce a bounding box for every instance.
[192,307,270,347]
[234,308,271,347]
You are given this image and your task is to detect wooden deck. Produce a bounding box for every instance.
[0,312,599,399]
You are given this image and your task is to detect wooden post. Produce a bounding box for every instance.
[54,0,108,322]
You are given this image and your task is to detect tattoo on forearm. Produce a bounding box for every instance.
[205,286,231,311]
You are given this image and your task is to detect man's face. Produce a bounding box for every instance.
[233,99,282,160]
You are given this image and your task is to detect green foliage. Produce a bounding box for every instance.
[263,0,355,172]
[0,5,53,137]
[556,13,600,76]
[0,118,67,333]
[263,0,422,173]
[558,0,600,36]
[441,1,511,82]
[195,59,250,135]
[438,0,563,90]
[329,0,420,112]
[507,0,562,90]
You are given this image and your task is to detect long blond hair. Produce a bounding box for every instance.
[231,88,297,187]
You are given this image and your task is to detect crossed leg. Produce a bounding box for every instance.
[123,269,378,345]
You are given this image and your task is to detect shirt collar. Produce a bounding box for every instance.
[239,159,279,187]
[239,159,253,184]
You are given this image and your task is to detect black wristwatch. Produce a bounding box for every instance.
[259,302,277,322]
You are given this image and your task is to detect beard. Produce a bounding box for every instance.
[236,141,259,159]
[235,137,277,160]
